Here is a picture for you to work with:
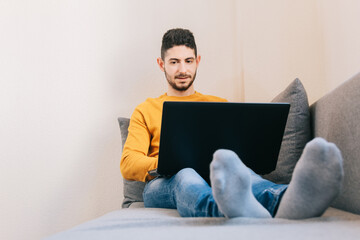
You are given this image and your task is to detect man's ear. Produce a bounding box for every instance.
[196,55,201,67]
[157,57,165,72]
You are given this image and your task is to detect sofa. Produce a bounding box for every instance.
[45,72,360,240]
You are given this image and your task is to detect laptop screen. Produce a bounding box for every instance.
[157,101,290,183]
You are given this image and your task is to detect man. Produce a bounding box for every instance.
[120,28,344,219]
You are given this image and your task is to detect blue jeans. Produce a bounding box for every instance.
[143,168,287,217]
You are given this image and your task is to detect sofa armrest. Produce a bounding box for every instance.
[310,72,360,215]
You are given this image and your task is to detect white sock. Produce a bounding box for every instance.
[210,149,271,218]
[276,137,344,219]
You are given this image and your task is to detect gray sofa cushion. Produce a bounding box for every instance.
[262,78,312,184]
[310,72,360,215]
[45,207,360,240]
[119,117,130,150]
[118,117,146,208]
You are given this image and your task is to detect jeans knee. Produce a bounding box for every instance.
[176,168,197,177]
[174,168,205,185]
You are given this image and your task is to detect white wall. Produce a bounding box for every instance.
[0,1,239,239]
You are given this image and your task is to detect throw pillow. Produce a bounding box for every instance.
[262,78,312,184]
[118,117,146,208]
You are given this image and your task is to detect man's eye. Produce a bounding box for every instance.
[186,60,194,63]
[170,61,176,64]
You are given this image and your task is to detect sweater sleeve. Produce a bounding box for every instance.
[120,107,157,182]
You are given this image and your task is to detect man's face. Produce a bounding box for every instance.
[158,45,200,93]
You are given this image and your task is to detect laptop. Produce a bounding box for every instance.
[149,101,290,184]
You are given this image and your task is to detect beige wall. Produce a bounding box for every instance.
[236,0,325,103]
[317,0,360,92]
[1,1,360,240]
[236,0,360,104]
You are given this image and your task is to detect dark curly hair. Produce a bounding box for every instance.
[161,28,197,59]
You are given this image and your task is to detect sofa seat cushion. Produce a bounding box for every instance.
[45,207,360,240]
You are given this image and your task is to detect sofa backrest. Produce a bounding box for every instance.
[310,72,360,215]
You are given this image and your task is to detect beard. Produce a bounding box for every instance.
[164,70,197,92]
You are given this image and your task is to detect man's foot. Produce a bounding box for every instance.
[210,149,271,218]
[275,137,344,219]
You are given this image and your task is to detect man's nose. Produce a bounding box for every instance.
[178,62,186,73]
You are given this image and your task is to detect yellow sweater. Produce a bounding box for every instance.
[120,92,227,182]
